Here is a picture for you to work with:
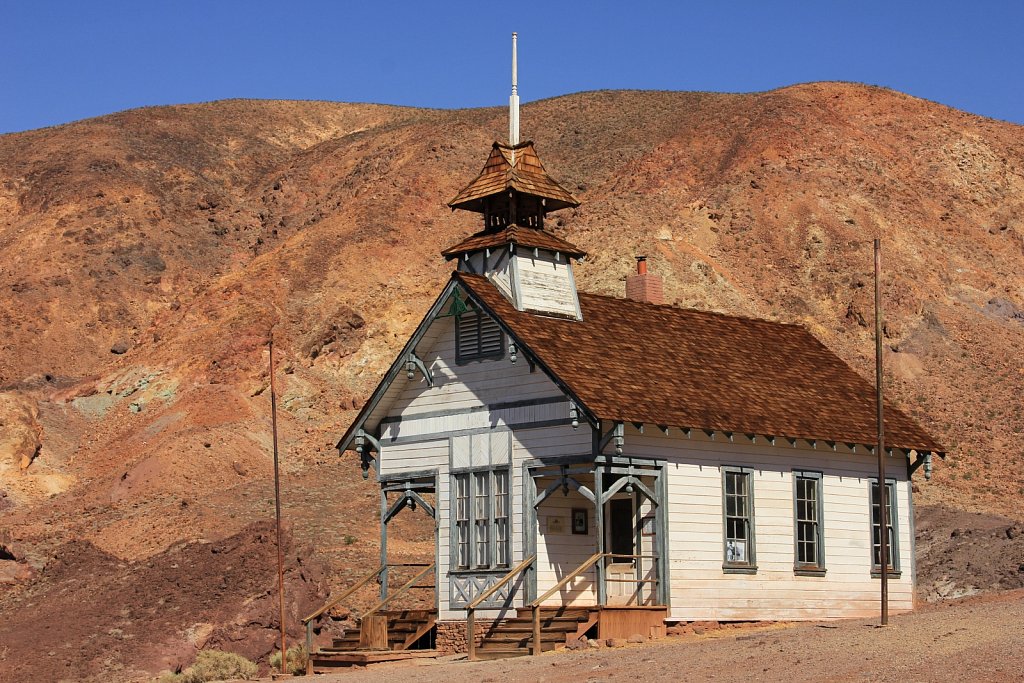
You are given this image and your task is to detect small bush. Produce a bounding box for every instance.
[159,650,258,682]
[270,645,308,675]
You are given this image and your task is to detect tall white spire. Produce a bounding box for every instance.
[509,32,520,146]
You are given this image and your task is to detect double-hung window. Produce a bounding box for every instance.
[455,308,503,363]
[793,471,825,575]
[870,479,900,576]
[453,468,510,570]
[722,467,756,572]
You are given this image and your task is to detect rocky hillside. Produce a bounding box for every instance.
[0,84,1022,678]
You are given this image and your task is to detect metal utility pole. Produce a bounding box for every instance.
[874,238,888,626]
[270,333,288,670]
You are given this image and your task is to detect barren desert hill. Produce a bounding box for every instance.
[1,83,1023,679]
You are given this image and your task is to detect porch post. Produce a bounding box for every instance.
[380,488,389,600]
[524,462,538,604]
[595,463,606,606]
[655,466,668,606]
[634,486,643,604]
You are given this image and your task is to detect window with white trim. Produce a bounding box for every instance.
[723,467,756,571]
[453,468,510,570]
[870,479,899,575]
[794,471,825,574]
[455,308,503,362]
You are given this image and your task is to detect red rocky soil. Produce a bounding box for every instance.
[0,522,329,682]
[0,85,1022,679]
[313,590,1024,683]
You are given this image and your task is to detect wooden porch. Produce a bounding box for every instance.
[466,549,667,660]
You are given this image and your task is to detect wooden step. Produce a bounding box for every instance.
[478,636,564,648]
[328,612,436,652]
[512,610,593,622]
[471,649,532,661]
[491,618,589,626]
[377,609,435,620]
[312,649,439,670]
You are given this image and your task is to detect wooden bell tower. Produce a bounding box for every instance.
[442,33,586,320]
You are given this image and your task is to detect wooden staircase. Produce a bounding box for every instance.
[310,609,437,671]
[474,606,598,661]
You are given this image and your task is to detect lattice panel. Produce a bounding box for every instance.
[450,574,515,608]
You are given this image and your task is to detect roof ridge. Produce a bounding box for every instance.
[576,289,806,329]
[458,270,804,329]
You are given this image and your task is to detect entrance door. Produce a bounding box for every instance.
[606,498,635,604]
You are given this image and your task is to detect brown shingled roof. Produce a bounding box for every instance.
[454,272,944,453]
[448,141,580,213]
[441,225,587,260]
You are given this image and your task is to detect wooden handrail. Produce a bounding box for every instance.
[526,552,605,655]
[524,552,661,656]
[301,563,430,625]
[530,552,604,608]
[302,563,434,675]
[358,562,436,621]
[467,554,537,610]
[302,564,385,625]
[465,554,537,661]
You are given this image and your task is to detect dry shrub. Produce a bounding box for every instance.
[269,645,308,675]
[158,650,258,682]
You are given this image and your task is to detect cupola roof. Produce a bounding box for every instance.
[447,140,579,214]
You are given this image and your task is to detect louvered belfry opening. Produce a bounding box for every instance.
[456,307,504,362]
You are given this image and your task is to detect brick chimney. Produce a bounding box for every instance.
[625,256,664,304]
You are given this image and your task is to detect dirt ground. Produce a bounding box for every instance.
[0,522,331,682]
[304,589,1024,683]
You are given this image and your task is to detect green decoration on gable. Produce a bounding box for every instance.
[438,288,471,318]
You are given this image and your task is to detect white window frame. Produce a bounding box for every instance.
[722,466,757,573]
[869,478,901,577]
[793,470,826,576]
[451,466,511,571]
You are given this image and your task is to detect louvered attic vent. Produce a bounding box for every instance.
[456,308,504,363]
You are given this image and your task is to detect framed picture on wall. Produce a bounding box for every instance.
[572,508,588,535]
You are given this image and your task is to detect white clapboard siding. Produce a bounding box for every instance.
[437,465,452,617]
[378,439,448,477]
[485,249,516,305]
[629,429,915,621]
[385,316,562,419]
[515,428,598,605]
[376,309,582,620]
[512,426,592,460]
[534,479,598,606]
[514,250,580,318]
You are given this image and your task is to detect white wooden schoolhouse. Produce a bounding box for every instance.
[311,41,943,664]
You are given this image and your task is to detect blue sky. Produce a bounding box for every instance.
[2,1,1023,133]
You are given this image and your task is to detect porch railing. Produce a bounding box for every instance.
[464,554,537,661]
[527,553,659,655]
[301,562,433,674]
[358,561,436,621]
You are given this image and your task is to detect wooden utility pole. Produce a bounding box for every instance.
[270,333,288,670]
[874,238,888,626]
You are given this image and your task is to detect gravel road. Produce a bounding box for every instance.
[300,589,1024,683]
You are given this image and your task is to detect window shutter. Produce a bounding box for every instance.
[457,313,479,358]
[478,316,503,356]
[455,309,504,362]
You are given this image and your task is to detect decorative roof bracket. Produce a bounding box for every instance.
[405,351,434,387]
[354,429,382,480]
[598,422,625,455]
